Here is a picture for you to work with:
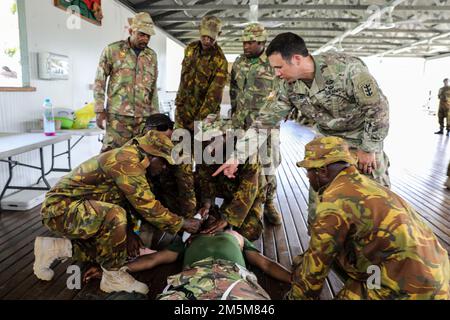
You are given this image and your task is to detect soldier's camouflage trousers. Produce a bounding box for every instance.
[157,258,271,300]
[307,149,390,228]
[42,197,128,270]
[227,195,264,242]
[437,107,449,131]
[218,182,265,241]
[261,130,281,202]
[101,113,148,153]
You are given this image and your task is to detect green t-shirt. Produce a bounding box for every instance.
[167,232,259,269]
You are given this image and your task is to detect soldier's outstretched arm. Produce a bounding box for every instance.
[245,250,291,284]
[126,250,179,273]
[101,153,185,234]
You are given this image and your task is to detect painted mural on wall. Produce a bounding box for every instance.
[54,0,103,25]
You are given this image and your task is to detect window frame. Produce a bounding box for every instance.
[0,0,35,92]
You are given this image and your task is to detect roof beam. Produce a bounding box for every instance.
[154,17,360,23]
[138,4,450,12]
[178,35,421,41]
[165,26,440,34]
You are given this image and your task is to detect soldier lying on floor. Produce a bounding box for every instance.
[83,214,291,300]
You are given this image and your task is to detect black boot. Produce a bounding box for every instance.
[447,130,450,136]
[434,129,444,134]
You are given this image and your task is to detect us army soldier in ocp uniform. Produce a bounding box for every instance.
[94,12,159,152]
[230,23,282,226]
[33,131,201,295]
[287,137,449,300]
[215,33,390,227]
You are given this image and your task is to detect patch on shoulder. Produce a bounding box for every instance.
[354,73,380,104]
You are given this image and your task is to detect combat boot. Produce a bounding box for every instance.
[33,237,72,281]
[100,266,149,295]
[446,130,450,136]
[264,200,283,225]
[434,129,444,134]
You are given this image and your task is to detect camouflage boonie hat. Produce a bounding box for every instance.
[241,23,268,42]
[199,16,222,40]
[128,12,155,36]
[296,136,357,169]
[135,130,175,164]
[194,118,233,141]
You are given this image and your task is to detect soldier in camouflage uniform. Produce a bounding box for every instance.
[230,23,282,226]
[197,161,266,241]
[215,33,390,226]
[195,121,267,241]
[84,229,291,300]
[285,136,450,300]
[174,16,228,132]
[142,114,196,218]
[94,12,159,152]
[33,131,202,295]
[434,78,450,135]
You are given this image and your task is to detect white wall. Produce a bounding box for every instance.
[0,0,182,197]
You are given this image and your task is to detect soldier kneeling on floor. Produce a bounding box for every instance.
[286,136,450,300]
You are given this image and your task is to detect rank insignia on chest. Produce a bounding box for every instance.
[120,51,126,59]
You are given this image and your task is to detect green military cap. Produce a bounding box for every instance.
[199,16,222,40]
[134,130,175,164]
[128,12,155,36]
[241,23,268,42]
[296,136,357,169]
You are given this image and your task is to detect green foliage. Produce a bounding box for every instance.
[4,48,17,58]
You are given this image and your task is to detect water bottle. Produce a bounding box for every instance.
[43,98,56,136]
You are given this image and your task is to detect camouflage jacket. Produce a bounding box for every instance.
[230,52,278,130]
[149,164,196,218]
[235,53,389,159]
[290,166,450,300]
[197,162,264,228]
[42,146,184,234]
[438,86,450,109]
[175,41,228,129]
[94,39,159,118]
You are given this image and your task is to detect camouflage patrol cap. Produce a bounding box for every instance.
[241,23,268,42]
[134,130,174,164]
[199,16,222,40]
[296,136,357,169]
[128,12,155,36]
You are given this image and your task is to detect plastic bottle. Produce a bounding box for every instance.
[43,98,56,136]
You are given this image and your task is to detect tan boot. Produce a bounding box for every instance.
[100,266,149,295]
[445,177,450,190]
[33,236,72,281]
[264,201,283,225]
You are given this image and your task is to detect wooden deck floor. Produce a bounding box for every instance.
[0,121,449,300]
